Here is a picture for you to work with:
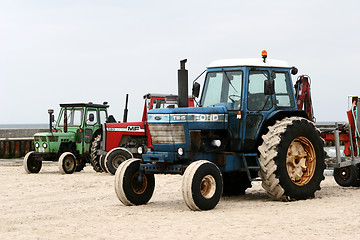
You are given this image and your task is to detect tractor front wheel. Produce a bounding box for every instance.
[105,147,133,175]
[58,152,77,174]
[99,155,108,173]
[24,151,42,174]
[182,160,223,211]
[114,158,155,206]
[258,117,325,200]
[333,165,359,187]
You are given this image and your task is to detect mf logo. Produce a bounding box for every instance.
[127,126,141,131]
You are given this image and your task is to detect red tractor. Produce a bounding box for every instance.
[97,93,195,174]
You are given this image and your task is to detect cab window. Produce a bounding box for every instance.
[201,70,242,110]
[247,70,273,111]
[86,109,98,126]
[58,108,83,127]
[274,72,295,108]
[99,110,107,124]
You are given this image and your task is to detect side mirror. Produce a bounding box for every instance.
[291,66,298,75]
[264,79,275,95]
[192,82,200,98]
[89,113,94,122]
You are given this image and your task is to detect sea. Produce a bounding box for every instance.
[0,124,48,129]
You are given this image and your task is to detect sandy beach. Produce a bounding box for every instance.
[1,160,359,240]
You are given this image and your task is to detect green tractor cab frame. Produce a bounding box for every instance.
[24,102,111,174]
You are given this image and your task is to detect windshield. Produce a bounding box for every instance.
[58,108,84,127]
[200,70,242,109]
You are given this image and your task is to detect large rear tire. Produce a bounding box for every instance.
[90,134,102,172]
[58,152,76,174]
[114,158,155,206]
[24,151,42,174]
[258,117,325,200]
[182,160,223,211]
[105,147,133,175]
[333,165,359,187]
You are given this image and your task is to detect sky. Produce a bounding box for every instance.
[1,0,359,124]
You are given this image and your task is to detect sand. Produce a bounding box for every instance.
[1,160,360,240]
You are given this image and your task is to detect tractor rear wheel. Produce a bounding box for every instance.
[90,134,102,172]
[58,152,76,174]
[114,158,155,206]
[333,165,359,187]
[258,117,325,200]
[182,160,223,211]
[105,147,133,175]
[24,151,42,174]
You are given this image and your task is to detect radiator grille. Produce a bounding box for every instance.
[149,124,185,144]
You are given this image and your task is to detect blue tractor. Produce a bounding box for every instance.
[114,52,325,210]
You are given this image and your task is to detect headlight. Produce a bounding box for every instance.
[35,142,40,148]
[211,139,221,147]
[177,147,184,156]
[43,142,48,148]
[137,146,143,154]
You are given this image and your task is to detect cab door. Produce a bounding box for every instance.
[83,108,99,153]
[220,70,243,152]
[242,68,273,151]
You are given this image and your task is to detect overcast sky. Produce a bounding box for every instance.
[1,0,359,124]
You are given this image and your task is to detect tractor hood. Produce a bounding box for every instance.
[34,131,76,139]
[147,106,228,152]
[33,131,76,153]
[147,106,228,129]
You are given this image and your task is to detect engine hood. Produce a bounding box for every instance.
[148,106,228,130]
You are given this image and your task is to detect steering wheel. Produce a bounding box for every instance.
[228,95,241,103]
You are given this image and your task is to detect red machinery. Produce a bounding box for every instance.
[99,93,195,174]
[320,95,360,187]
[294,75,315,122]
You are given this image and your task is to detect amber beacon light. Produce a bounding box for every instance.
[262,50,267,63]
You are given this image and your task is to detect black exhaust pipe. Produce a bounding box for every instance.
[123,94,129,123]
[178,59,188,108]
[48,109,54,132]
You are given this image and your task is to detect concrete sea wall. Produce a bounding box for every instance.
[0,129,48,158]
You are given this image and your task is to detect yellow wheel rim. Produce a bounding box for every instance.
[200,175,216,199]
[286,137,316,186]
[131,173,148,195]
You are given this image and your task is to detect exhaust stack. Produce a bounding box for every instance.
[178,59,188,108]
[123,94,129,123]
[48,109,54,132]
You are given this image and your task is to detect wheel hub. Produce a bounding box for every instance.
[64,157,75,171]
[337,167,350,181]
[286,137,316,186]
[113,155,126,168]
[200,175,216,199]
[131,173,148,195]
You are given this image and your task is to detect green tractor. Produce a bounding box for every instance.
[24,102,114,174]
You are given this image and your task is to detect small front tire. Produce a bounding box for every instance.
[114,158,155,206]
[24,151,42,174]
[182,160,223,211]
[99,155,108,173]
[334,165,359,187]
[58,152,76,174]
[105,147,133,175]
